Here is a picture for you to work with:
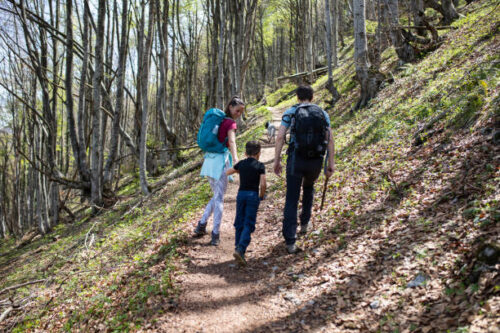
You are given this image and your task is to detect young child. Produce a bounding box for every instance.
[226,141,266,266]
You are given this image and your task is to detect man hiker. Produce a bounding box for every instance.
[273,85,335,254]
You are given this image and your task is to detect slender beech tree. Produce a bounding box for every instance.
[138,0,156,195]
[217,0,225,108]
[65,0,88,190]
[331,0,339,67]
[77,1,91,194]
[353,0,385,109]
[104,0,129,188]
[91,0,106,208]
[325,0,341,103]
[156,0,177,153]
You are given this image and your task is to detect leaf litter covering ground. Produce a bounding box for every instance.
[150,117,498,331]
[1,2,499,331]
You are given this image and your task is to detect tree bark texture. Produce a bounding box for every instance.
[217,0,225,108]
[104,0,129,187]
[139,0,156,195]
[384,0,417,63]
[353,0,385,109]
[90,0,106,208]
[325,0,341,103]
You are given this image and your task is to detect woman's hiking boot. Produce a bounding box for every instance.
[193,222,207,237]
[210,232,220,246]
[233,248,247,267]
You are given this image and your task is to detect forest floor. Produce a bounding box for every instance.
[145,101,498,333]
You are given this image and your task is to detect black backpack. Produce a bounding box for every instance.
[290,104,329,159]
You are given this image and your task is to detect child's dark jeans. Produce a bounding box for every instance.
[234,190,260,254]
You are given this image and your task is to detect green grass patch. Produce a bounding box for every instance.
[250,105,272,121]
[265,83,296,106]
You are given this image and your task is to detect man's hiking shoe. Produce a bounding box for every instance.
[210,232,220,246]
[233,249,247,267]
[193,222,207,237]
[286,243,301,254]
[298,223,309,236]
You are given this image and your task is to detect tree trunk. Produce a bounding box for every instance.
[169,13,176,130]
[332,0,339,67]
[91,0,106,208]
[353,0,384,109]
[77,2,91,195]
[228,3,237,96]
[38,10,58,230]
[139,0,156,195]
[257,6,266,98]
[325,0,341,103]
[65,0,88,191]
[104,0,129,187]
[410,0,426,36]
[338,0,345,47]
[156,0,177,152]
[385,0,416,63]
[440,0,459,24]
[207,0,218,108]
[217,0,225,108]
[307,0,314,74]
[238,0,258,97]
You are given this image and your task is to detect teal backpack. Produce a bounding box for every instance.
[197,108,228,153]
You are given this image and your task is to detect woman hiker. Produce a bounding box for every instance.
[193,96,245,245]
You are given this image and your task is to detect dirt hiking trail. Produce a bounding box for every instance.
[154,107,308,332]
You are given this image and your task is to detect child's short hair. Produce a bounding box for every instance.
[297,85,314,101]
[245,141,261,156]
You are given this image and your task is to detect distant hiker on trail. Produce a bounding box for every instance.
[194,96,245,246]
[273,85,335,254]
[226,141,267,267]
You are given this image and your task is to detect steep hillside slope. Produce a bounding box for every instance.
[249,1,499,331]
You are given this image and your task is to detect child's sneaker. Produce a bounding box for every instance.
[210,232,220,246]
[193,222,207,237]
[233,248,247,267]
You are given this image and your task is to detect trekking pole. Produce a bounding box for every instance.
[320,151,330,210]
[320,176,328,210]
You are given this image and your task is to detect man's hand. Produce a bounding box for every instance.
[274,161,283,176]
[325,165,334,179]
